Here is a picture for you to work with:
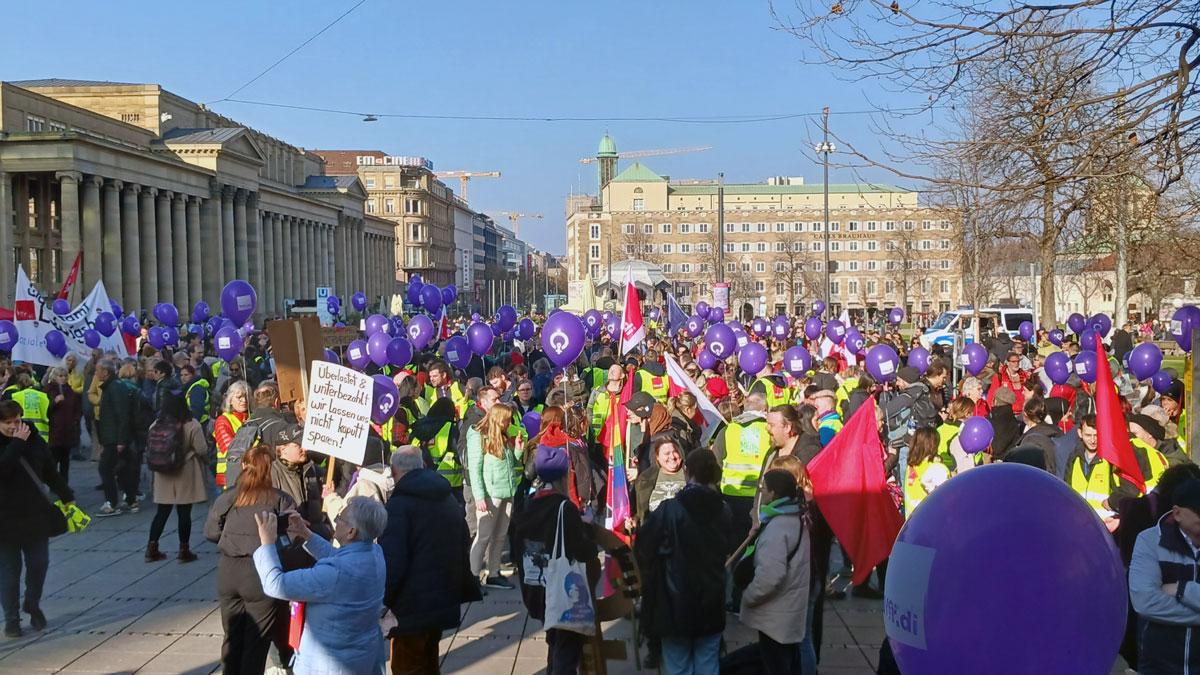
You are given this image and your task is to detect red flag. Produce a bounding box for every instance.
[806,397,903,585]
[619,267,645,355]
[57,252,82,300]
[1094,333,1145,493]
[438,305,450,341]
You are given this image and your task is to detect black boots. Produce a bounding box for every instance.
[145,541,166,563]
[177,543,197,563]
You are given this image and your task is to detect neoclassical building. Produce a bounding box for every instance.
[0,79,396,317]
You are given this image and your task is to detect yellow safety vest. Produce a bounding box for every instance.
[585,367,608,390]
[937,423,961,472]
[1069,454,1117,514]
[818,412,843,439]
[186,379,211,424]
[1132,438,1169,491]
[211,359,226,380]
[904,458,947,518]
[429,422,461,487]
[754,376,792,409]
[719,419,772,498]
[215,412,244,489]
[639,371,669,404]
[591,391,614,440]
[835,377,858,417]
[424,382,468,418]
[1178,408,1189,456]
[15,388,50,443]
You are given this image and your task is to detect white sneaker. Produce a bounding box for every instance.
[96,502,118,517]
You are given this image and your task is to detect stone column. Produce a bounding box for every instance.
[234,189,249,281]
[324,224,333,286]
[247,195,263,305]
[201,190,222,302]
[186,196,202,307]
[260,210,273,318]
[221,186,236,285]
[305,220,315,297]
[295,219,306,297]
[156,190,173,306]
[0,172,12,304]
[272,213,283,311]
[120,183,141,310]
[139,187,158,311]
[81,175,103,292]
[56,172,82,290]
[357,220,366,295]
[335,216,348,295]
[283,216,295,302]
[102,180,123,299]
[172,193,188,306]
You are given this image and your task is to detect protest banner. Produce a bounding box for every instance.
[12,266,130,366]
[266,316,323,404]
[301,360,372,467]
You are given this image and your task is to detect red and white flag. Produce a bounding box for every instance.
[57,253,82,300]
[438,305,451,341]
[665,355,726,445]
[619,267,645,355]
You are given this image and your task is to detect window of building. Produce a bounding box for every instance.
[755,281,765,292]
[626,244,637,255]
[793,241,804,253]
[848,261,859,271]
[663,263,673,273]
[848,221,859,231]
[903,220,914,230]
[941,220,951,230]
[643,223,653,234]
[740,243,751,252]
[922,280,932,294]
[775,223,785,232]
[830,281,839,295]
[867,261,877,271]
[47,120,65,132]
[633,198,644,211]
[921,240,932,250]
[366,199,377,214]
[940,280,950,293]
[922,260,932,269]
[776,281,786,294]
[812,241,823,252]
[923,220,933,230]
[697,223,710,233]
[830,221,841,231]
[757,223,767,232]
[662,243,673,254]
[741,262,751,272]
[868,280,877,295]
[680,243,691,253]
[742,223,752,233]
[792,222,802,232]
[366,177,377,189]
[590,224,600,240]
[120,112,141,123]
[886,261,897,270]
[727,262,737,272]
[589,244,600,259]
[886,241,897,251]
[848,242,859,251]
[885,221,895,231]
[699,263,709,273]
[886,280,895,294]
[623,223,635,234]
[795,281,804,295]
[661,223,672,234]
[775,242,787,252]
[756,242,767,252]
[644,243,656,254]
[813,261,823,271]
[811,222,822,232]
[756,262,766,272]
[384,198,395,214]
[681,263,691,273]
[726,223,736,233]
[942,260,951,270]
[384,175,396,189]
[590,263,600,278]
[697,243,710,253]
[829,241,840,252]
[867,221,878,231]
[775,262,787,272]
[941,239,950,250]
[848,280,858,295]
[866,241,878,251]
[404,198,422,214]
[680,223,692,234]
[725,243,735,253]
[410,223,421,240]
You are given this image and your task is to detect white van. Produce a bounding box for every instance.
[920,306,1036,350]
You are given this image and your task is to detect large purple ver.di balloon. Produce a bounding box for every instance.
[386,337,413,368]
[1018,321,1035,341]
[961,343,988,376]
[887,306,904,326]
[1066,312,1087,335]
[708,307,726,324]
[94,311,116,337]
[467,322,494,355]
[865,344,900,382]
[1089,313,1112,338]
[695,301,710,319]
[685,316,704,338]
[811,300,826,316]
[1152,370,1174,394]
[959,416,994,453]
[1127,342,1163,381]
[738,343,768,374]
[886,464,1125,675]
[83,329,101,349]
[0,321,17,352]
[751,317,769,338]
[371,374,400,425]
[1074,350,1098,383]
[907,346,931,375]
[154,303,179,326]
[1170,305,1200,353]
[352,292,368,312]
[582,309,602,337]
[772,321,789,340]
[783,346,811,377]
[406,281,423,306]
[420,285,442,314]
[825,319,846,344]
[407,314,435,350]
[44,329,68,358]
[541,312,586,367]
[845,329,866,354]
[221,280,257,325]
[1047,328,1065,347]
[442,336,471,370]
[696,349,719,370]
[496,305,518,332]
[804,317,823,341]
[704,324,736,359]
[1044,352,1072,385]
[52,298,70,316]
[365,314,389,337]
[366,331,391,367]
[517,318,536,341]
[147,326,166,350]
[345,339,370,370]
[441,285,458,306]
[214,326,243,362]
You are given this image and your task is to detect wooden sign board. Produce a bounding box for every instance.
[266,317,324,403]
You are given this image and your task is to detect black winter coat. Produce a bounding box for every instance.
[204,487,296,557]
[379,468,473,635]
[0,422,73,542]
[511,490,597,622]
[635,484,732,639]
[988,407,1023,462]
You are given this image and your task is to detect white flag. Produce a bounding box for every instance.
[665,354,727,446]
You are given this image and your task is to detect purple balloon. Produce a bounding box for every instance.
[517,318,536,340]
[221,280,257,325]
[685,316,704,338]
[696,349,719,370]
[164,326,179,347]
[1018,321,1035,342]
[522,411,542,437]
[887,307,904,325]
[406,281,424,306]
[44,329,68,358]
[783,346,811,377]
[1127,342,1163,381]
[582,309,602,335]
[52,298,70,316]
[708,307,725,324]
[1170,306,1200,353]
[811,300,826,316]
[213,326,243,362]
[384,337,412,368]
[704,324,737,359]
[1074,350,1098,383]
[845,329,866,354]
[1047,328,1064,347]
[604,315,619,337]
[1066,313,1087,335]
[907,346,931,375]
[467,322,494,355]
[83,329,101,349]
[887,464,1125,675]
[1089,313,1112,338]
[541,312,586,368]
[751,318,769,338]
[345,339,370,369]
[865,344,900,382]
[153,303,179,326]
[364,314,389,337]
[961,343,988,376]
[352,292,368,313]
[420,285,442,314]
[649,307,661,323]
[738,343,769,374]
[95,311,116,337]
[1044,352,1072,385]
[323,348,341,365]
[825,319,846,344]
[490,321,503,337]
[772,321,789,340]
[191,301,210,324]
[121,315,141,337]
[1079,328,1099,351]
[371,374,400,425]
[804,317,823,341]
[0,321,16,351]
[441,286,457,307]
[1152,370,1174,394]
[407,315,435,350]
[147,326,166,350]
[109,299,123,317]
[695,301,711,319]
[366,331,391,367]
[960,416,994,453]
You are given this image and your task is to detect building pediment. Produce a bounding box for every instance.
[156,127,265,167]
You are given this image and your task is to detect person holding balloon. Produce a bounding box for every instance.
[903,427,951,518]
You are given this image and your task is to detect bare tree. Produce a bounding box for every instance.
[620,224,663,266]
[773,229,819,313]
[886,221,933,313]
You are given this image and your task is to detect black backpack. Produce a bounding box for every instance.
[221,417,286,489]
[145,418,186,473]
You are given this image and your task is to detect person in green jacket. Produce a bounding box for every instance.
[466,402,522,590]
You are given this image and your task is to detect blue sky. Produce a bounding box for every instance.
[1,1,922,254]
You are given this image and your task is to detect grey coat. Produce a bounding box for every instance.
[739,511,811,644]
[152,420,209,505]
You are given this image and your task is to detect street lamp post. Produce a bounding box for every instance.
[815,107,836,301]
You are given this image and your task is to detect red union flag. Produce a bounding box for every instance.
[619,267,645,355]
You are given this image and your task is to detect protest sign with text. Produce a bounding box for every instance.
[301,361,372,466]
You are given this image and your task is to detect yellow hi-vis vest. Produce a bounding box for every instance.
[1069,454,1118,514]
[591,391,614,440]
[719,419,771,498]
[216,412,243,488]
[15,388,50,443]
[186,379,211,424]
[754,376,792,409]
[429,422,461,487]
[639,371,669,404]
[937,423,962,472]
[424,382,468,418]
[835,377,859,416]
[904,458,948,518]
[1132,438,1169,491]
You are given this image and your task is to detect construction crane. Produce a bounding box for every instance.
[579,145,712,164]
[434,170,501,203]
[500,212,543,239]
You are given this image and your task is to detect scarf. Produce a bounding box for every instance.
[743,497,802,560]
